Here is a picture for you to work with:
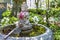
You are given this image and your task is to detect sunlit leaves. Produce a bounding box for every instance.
[2,10,11,17]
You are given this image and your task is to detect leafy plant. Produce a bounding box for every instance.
[50,0,56,8]
[2,10,11,17]
[29,12,44,24]
[29,9,46,15]
[29,9,36,13]
[1,10,18,27]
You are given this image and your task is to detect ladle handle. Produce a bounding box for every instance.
[4,27,19,39]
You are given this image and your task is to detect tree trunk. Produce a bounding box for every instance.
[46,0,50,27]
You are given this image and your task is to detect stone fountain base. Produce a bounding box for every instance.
[0,24,53,40]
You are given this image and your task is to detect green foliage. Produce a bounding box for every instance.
[48,8,60,40]
[49,22,60,40]
[29,9,46,15]
[8,16,18,24]
[49,8,60,17]
[29,8,60,24]
[54,30,60,40]
[2,10,11,17]
[29,25,45,37]
[29,8,60,17]
[50,0,60,7]
[29,12,44,24]
[29,8,60,40]
[50,0,55,8]
[29,9,36,13]
[49,24,59,32]
[56,0,60,7]
[1,10,18,27]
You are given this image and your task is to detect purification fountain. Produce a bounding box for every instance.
[0,2,53,40]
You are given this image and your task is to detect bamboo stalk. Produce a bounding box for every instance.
[46,0,50,27]
[4,26,21,40]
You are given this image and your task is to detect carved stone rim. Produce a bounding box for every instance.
[0,23,52,39]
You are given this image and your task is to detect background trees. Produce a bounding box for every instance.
[12,0,26,17]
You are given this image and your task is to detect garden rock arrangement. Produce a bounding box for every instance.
[0,24,53,40]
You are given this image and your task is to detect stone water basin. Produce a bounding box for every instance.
[0,24,53,40]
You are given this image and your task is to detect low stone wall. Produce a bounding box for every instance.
[0,24,53,40]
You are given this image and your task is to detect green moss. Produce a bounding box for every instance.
[2,25,46,37]
[28,25,45,37]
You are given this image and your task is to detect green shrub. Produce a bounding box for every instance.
[2,10,11,17]
[54,30,60,40]
[29,9,36,13]
[49,8,60,17]
[29,12,44,24]
[49,24,59,32]
[29,8,60,17]
[29,8,60,40]
[29,9,46,15]
[1,10,18,27]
